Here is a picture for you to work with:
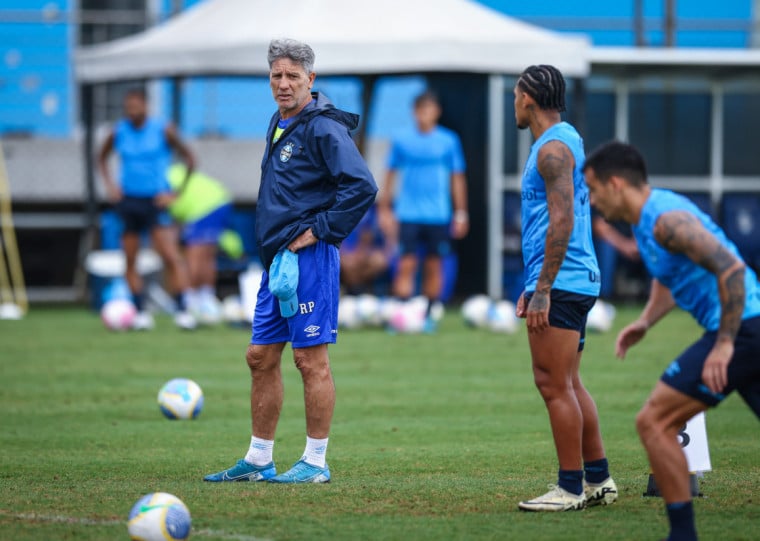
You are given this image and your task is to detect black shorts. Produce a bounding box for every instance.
[524,289,596,351]
[661,315,760,416]
[398,222,451,257]
[115,196,173,234]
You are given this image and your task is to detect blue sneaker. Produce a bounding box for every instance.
[268,459,330,484]
[203,459,276,482]
[422,316,437,334]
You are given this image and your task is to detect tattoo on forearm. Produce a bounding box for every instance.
[655,210,746,341]
[536,143,574,291]
[719,263,745,341]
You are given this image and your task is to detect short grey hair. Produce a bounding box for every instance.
[267,38,315,74]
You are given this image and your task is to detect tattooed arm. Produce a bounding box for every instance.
[526,140,575,334]
[654,210,746,393]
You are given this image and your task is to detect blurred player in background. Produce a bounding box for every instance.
[166,164,244,324]
[377,91,468,333]
[204,38,377,484]
[339,205,392,295]
[592,211,642,300]
[97,88,197,330]
[584,141,760,541]
[513,65,616,512]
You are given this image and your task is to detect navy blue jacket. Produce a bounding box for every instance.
[256,92,378,269]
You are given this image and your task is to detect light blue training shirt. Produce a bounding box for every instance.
[633,188,760,331]
[114,117,172,197]
[387,125,466,224]
[521,122,600,296]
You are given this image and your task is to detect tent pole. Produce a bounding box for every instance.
[356,74,378,155]
[171,76,184,128]
[74,82,98,301]
[572,77,587,142]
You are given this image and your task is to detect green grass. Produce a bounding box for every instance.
[1,305,758,540]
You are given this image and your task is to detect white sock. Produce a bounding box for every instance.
[302,436,328,468]
[199,285,215,301]
[244,436,274,466]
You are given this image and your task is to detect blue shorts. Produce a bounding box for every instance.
[182,203,233,246]
[398,222,451,257]
[251,241,340,348]
[661,315,760,416]
[524,289,596,352]
[116,196,173,233]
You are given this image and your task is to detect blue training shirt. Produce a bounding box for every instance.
[633,188,760,331]
[521,122,600,296]
[387,125,465,224]
[114,117,172,197]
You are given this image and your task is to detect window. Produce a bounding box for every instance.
[723,93,760,176]
[628,92,711,175]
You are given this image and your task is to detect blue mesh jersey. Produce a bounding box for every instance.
[114,117,172,197]
[633,188,760,331]
[387,125,466,224]
[521,122,600,296]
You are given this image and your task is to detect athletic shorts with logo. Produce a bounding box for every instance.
[116,196,173,233]
[182,203,233,246]
[251,240,339,348]
[661,315,760,417]
[523,289,596,352]
[398,222,451,257]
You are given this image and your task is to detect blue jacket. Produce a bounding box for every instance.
[256,92,378,269]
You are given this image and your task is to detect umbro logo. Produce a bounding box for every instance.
[304,325,321,338]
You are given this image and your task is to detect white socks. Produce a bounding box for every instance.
[302,436,329,468]
[244,435,328,468]
[244,436,274,466]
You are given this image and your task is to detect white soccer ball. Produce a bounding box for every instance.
[356,293,382,326]
[221,295,248,324]
[586,300,616,333]
[461,294,492,328]
[127,492,191,541]
[388,300,426,334]
[157,378,204,420]
[487,300,518,333]
[100,298,137,331]
[379,297,403,325]
[338,295,361,329]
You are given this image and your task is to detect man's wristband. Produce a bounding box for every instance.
[454,210,469,222]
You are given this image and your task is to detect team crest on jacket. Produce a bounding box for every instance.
[280,142,294,162]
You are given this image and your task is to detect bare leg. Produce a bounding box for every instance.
[636,382,706,503]
[293,344,335,439]
[572,351,607,462]
[151,225,190,294]
[185,243,217,289]
[246,343,286,440]
[529,326,584,470]
[122,232,143,296]
[421,254,443,301]
[392,254,418,299]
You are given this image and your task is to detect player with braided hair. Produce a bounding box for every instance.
[513,65,617,512]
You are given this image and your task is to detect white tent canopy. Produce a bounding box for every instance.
[75,0,590,82]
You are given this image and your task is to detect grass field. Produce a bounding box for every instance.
[1,305,758,541]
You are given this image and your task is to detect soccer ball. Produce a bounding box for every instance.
[157,378,204,420]
[487,300,518,333]
[338,295,361,329]
[388,300,426,333]
[461,294,492,328]
[127,492,191,541]
[586,299,616,333]
[100,298,137,331]
[356,293,382,327]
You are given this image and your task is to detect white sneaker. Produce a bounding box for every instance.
[518,484,586,512]
[174,311,197,330]
[132,311,155,331]
[584,477,618,507]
